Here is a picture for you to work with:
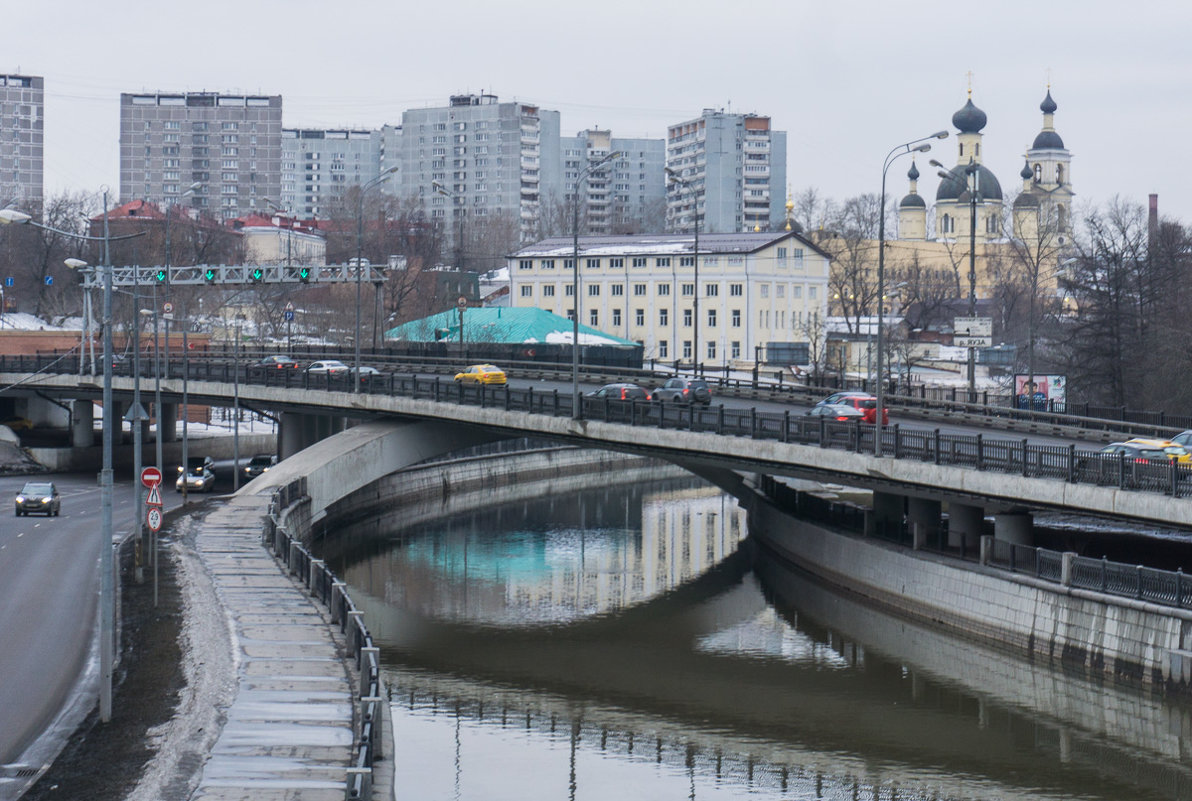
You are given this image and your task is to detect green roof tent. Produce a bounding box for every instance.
[385,307,639,347]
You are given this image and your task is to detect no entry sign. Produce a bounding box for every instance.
[140,467,162,488]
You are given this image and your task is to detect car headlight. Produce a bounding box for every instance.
[15,496,25,503]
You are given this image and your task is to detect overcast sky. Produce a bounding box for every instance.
[6,0,1189,226]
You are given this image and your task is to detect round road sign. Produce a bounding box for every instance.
[147,507,162,532]
[163,302,174,314]
[141,466,162,488]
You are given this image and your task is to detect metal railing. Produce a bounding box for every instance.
[262,477,381,800]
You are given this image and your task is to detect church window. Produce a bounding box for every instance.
[1056,164,1064,185]
[942,214,953,234]
[959,143,964,157]
[1058,204,1068,231]
[975,143,980,157]
[1034,163,1042,183]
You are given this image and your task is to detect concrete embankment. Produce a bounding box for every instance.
[748,489,1192,692]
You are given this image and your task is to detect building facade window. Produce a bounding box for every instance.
[635,308,644,326]
[731,309,741,327]
[520,285,533,297]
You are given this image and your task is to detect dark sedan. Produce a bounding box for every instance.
[588,383,650,401]
[15,481,60,516]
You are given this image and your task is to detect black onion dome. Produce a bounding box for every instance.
[935,163,1003,202]
[1032,129,1065,149]
[1020,160,1033,180]
[899,192,926,209]
[907,161,920,181]
[951,98,987,133]
[1040,90,1057,114]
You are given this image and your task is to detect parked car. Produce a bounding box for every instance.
[454,364,507,385]
[305,359,350,376]
[1122,438,1192,463]
[587,383,649,401]
[806,403,865,422]
[651,377,712,405]
[244,453,277,479]
[252,355,300,370]
[1173,431,1192,450]
[176,455,216,493]
[15,481,60,516]
[812,392,889,425]
[0,416,34,431]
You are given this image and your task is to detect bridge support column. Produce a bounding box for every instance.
[994,512,1034,546]
[71,400,94,448]
[907,497,941,550]
[947,503,984,551]
[106,400,126,444]
[158,403,178,443]
[867,491,904,538]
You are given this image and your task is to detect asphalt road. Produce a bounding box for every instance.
[0,471,185,771]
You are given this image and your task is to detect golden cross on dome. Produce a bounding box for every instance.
[966,70,974,96]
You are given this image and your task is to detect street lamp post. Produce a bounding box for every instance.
[875,131,948,457]
[932,157,980,399]
[140,304,163,606]
[570,151,621,419]
[665,167,701,375]
[163,182,201,378]
[355,166,399,394]
[432,180,466,271]
[233,316,243,491]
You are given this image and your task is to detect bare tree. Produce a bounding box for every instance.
[797,309,831,385]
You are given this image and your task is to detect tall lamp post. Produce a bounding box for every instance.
[875,131,948,457]
[163,182,201,378]
[139,305,163,606]
[1,192,143,721]
[354,166,399,393]
[431,180,465,271]
[65,257,95,374]
[570,151,621,419]
[931,157,980,399]
[665,167,701,374]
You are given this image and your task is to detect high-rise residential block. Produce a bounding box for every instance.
[119,91,283,219]
[0,74,43,209]
[666,110,787,235]
[554,129,666,235]
[281,128,383,217]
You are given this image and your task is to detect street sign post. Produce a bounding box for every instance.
[147,507,162,532]
[954,316,993,349]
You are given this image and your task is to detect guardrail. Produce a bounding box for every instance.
[261,477,381,801]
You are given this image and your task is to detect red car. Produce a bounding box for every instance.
[812,392,889,425]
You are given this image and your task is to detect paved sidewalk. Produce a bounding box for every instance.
[189,493,356,800]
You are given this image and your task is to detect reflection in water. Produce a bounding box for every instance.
[328,474,1192,801]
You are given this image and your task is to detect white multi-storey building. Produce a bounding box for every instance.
[552,129,666,235]
[508,231,830,365]
[280,128,383,217]
[0,74,43,209]
[119,91,283,220]
[666,110,787,235]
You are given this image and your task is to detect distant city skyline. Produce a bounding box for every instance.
[4,0,1189,226]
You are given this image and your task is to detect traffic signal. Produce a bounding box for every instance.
[298,266,310,283]
[249,267,264,283]
[154,268,167,283]
[203,267,217,284]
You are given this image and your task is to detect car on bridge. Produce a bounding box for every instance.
[806,403,865,422]
[454,364,507,385]
[305,359,350,376]
[1123,438,1192,463]
[252,355,300,371]
[587,383,649,401]
[812,392,889,425]
[651,377,712,405]
[15,481,60,516]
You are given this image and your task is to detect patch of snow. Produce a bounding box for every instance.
[0,312,74,331]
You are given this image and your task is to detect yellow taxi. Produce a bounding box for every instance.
[1123,438,1192,463]
[453,364,507,385]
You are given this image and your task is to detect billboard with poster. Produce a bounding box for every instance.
[1014,374,1066,410]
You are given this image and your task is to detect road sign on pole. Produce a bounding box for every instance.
[140,466,162,488]
[146,484,162,507]
[147,507,162,532]
[163,302,174,315]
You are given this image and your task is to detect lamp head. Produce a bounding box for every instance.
[65,258,89,270]
[932,130,949,140]
[913,143,931,153]
[0,208,32,225]
[929,159,946,170]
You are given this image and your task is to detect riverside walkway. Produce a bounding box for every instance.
[188,492,362,800]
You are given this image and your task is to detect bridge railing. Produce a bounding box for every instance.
[8,354,1192,498]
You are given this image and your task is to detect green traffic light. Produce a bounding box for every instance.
[251,268,263,282]
[155,269,167,282]
[298,267,310,283]
[204,268,217,283]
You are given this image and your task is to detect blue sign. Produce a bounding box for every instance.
[4,277,11,287]
[44,276,53,286]
[283,310,295,321]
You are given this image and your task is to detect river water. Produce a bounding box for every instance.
[327,473,1192,801]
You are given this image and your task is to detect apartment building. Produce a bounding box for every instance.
[399,94,561,250]
[508,231,830,365]
[0,74,43,209]
[666,110,787,235]
[280,128,383,217]
[119,91,283,220]
[550,129,666,235]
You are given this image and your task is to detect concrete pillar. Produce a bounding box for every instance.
[994,512,1034,546]
[947,503,984,550]
[315,414,332,441]
[329,416,347,434]
[867,491,903,538]
[907,497,941,550]
[159,403,178,443]
[107,400,126,444]
[71,400,94,448]
[279,412,306,459]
